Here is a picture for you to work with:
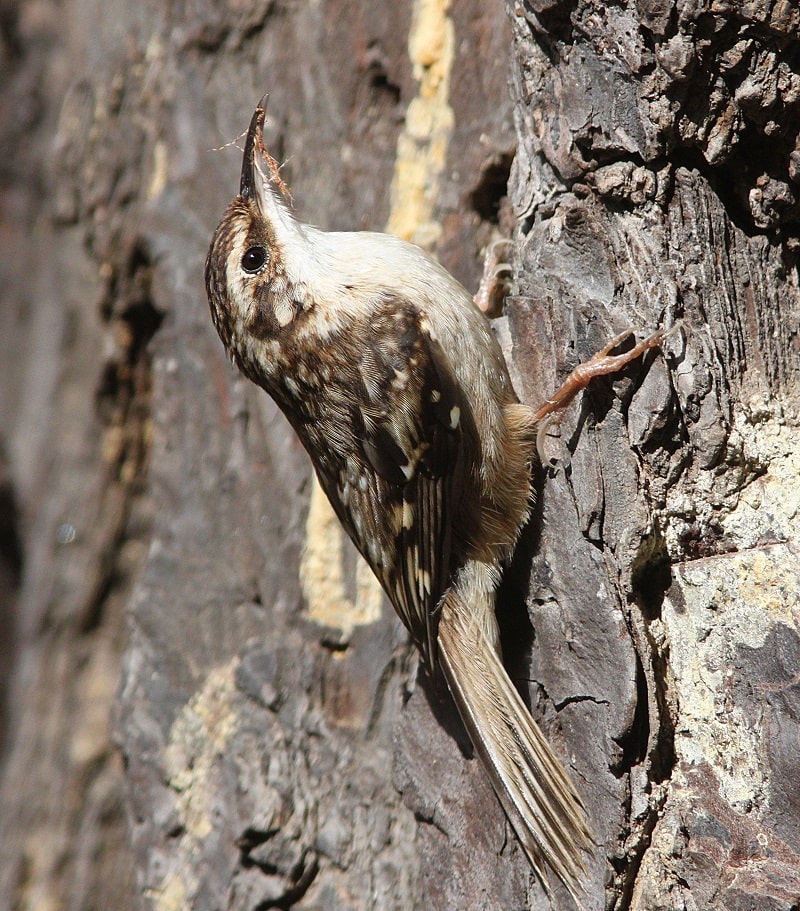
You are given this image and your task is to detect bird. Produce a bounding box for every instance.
[206,94,665,903]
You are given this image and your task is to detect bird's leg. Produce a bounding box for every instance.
[533,327,670,462]
[474,239,514,318]
[532,328,666,424]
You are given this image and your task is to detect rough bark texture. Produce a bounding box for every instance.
[0,2,798,911]
[506,2,800,909]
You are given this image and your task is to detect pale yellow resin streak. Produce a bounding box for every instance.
[387,0,455,248]
[301,478,384,633]
[301,0,456,632]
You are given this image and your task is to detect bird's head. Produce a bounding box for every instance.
[205,95,309,375]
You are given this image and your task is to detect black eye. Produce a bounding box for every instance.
[241,245,267,273]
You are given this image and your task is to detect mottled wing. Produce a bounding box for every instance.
[333,300,478,672]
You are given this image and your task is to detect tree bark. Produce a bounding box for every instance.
[505,2,800,909]
[1,2,798,911]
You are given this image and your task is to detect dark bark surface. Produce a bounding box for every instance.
[506,2,800,909]
[1,2,798,911]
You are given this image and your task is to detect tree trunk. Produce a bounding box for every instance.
[1,2,798,910]
[505,3,800,908]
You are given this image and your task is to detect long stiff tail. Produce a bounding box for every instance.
[437,581,593,904]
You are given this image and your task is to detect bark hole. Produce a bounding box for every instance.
[469,151,514,223]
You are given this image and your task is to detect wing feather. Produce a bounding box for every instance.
[316,299,479,673]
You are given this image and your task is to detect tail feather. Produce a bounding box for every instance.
[437,588,593,904]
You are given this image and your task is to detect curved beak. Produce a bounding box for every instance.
[240,93,269,200]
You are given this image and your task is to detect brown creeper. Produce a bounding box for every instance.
[206,96,664,902]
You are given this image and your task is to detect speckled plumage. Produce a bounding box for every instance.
[205,96,593,902]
